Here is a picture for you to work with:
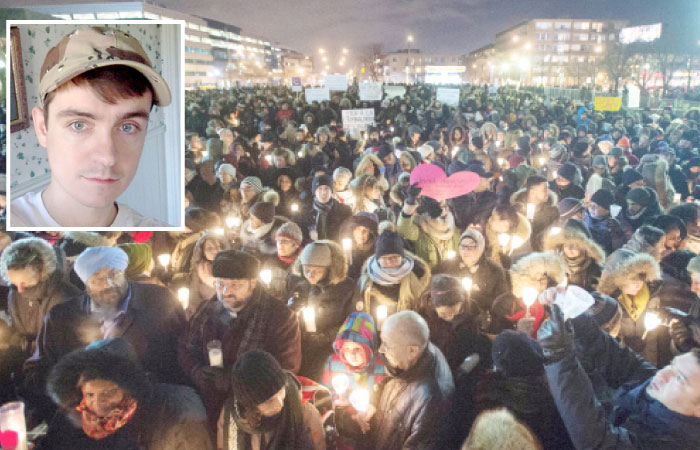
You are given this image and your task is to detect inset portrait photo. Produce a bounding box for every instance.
[7,21,185,229]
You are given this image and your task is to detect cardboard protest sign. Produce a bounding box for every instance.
[594,96,622,111]
[324,74,348,91]
[342,108,375,131]
[436,87,460,106]
[305,87,330,103]
[359,82,383,101]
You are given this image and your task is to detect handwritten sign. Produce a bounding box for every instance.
[341,108,375,131]
[305,87,330,103]
[359,82,383,101]
[436,87,460,106]
[384,85,406,99]
[324,74,348,91]
[594,96,622,111]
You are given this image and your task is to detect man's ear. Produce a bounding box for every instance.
[31,106,48,148]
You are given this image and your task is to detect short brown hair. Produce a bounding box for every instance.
[43,65,154,125]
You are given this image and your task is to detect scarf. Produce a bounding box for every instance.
[619,283,650,322]
[278,252,298,266]
[413,213,456,241]
[237,287,273,358]
[627,206,647,221]
[367,255,414,286]
[245,220,274,240]
[77,396,138,440]
[222,375,312,450]
[313,198,334,240]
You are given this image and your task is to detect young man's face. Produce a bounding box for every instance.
[33,84,151,210]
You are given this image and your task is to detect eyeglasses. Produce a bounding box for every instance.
[378,255,403,265]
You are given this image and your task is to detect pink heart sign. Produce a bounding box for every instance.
[0,430,18,450]
[420,170,480,201]
[409,163,446,187]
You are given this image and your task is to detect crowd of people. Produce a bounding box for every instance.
[2,82,700,449]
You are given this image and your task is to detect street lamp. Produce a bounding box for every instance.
[595,45,603,53]
[407,34,415,84]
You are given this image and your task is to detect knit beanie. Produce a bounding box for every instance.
[299,242,332,267]
[557,163,578,183]
[459,229,485,256]
[377,143,394,159]
[471,136,484,150]
[622,169,643,186]
[250,201,275,224]
[626,187,651,206]
[276,222,303,246]
[558,198,584,221]
[74,247,129,284]
[492,330,544,377]
[609,146,624,158]
[212,250,260,279]
[589,189,613,210]
[117,243,152,279]
[418,144,435,160]
[375,230,405,258]
[312,174,333,194]
[231,350,288,407]
[241,176,264,194]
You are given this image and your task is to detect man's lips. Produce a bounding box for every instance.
[83,176,119,185]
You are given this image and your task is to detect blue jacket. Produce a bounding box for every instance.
[545,313,700,449]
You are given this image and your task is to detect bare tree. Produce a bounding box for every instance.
[601,41,633,93]
[358,43,384,81]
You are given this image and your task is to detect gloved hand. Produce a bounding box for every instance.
[670,320,693,353]
[404,183,422,205]
[537,304,574,363]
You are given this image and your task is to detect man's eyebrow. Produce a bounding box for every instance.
[55,109,150,121]
[671,360,689,384]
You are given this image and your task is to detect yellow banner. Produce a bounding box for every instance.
[594,96,622,111]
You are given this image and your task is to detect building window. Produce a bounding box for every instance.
[574,33,588,41]
[555,33,570,41]
[555,44,569,53]
[571,44,581,51]
[536,32,550,41]
[96,12,121,20]
[554,22,571,29]
[535,21,552,29]
[573,22,590,30]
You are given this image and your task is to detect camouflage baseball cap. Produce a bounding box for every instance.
[38,26,171,107]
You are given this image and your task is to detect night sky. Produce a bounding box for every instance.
[6,0,698,59]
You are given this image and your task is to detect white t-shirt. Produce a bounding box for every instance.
[10,191,170,227]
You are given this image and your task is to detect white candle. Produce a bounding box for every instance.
[291,203,299,213]
[349,388,370,413]
[332,374,350,396]
[0,402,27,450]
[497,157,505,167]
[552,170,558,179]
[214,228,225,236]
[521,287,539,318]
[260,269,273,285]
[510,236,525,252]
[208,348,223,367]
[538,157,546,166]
[158,253,170,268]
[376,305,388,328]
[462,277,473,292]
[225,216,239,228]
[526,203,536,221]
[549,227,562,235]
[298,151,304,158]
[674,193,682,203]
[265,155,272,164]
[177,287,190,310]
[446,250,457,259]
[643,311,662,339]
[342,238,353,265]
[497,233,511,249]
[303,307,317,332]
[202,150,209,158]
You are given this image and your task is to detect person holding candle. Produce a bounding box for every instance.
[490,252,567,337]
[597,248,668,367]
[240,200,287,259]
[300,175,353,243]
[543,219,605,292]
[178,249,301,430]
[358,230,432,324]
[218,350,326,450]
[340,212,379,281]
[40,338,212,449]
[273,167,301,219]
[286,241,357,380]
[484,203,532,269]
[510,175,560,252]
[258,222,304,300]
[585,188,627,255]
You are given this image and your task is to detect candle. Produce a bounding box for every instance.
[347,196,355,206]
[452,146,459,158]
[291,203,299,213]
[0,402,27,450]
[521,287,539,318]
[674,193,682,203]
[260,269,272,285]
[202,150,209,158]
[462,277,473,292]
[177,287,190,310]
[349,388,370,413]
[302,307,317,332]
[510,236,525,253]
[497,157,505,167]
[214,228,225,236]
[446,250,457,259]
[265,155,272,164]
[538,143,543,149]
[526,203,536,221]
[157,253,170,268]
[207,340,223,367]
[298,150,304,158]
[538,157,546,166]
[342,238,353,265]
[643,311,662,339]
[552,170,558,179]
[496,141,501,147]
[225,216,240,228]
[376,305,388,328]
[332,374,350,396]
[497,233,511,249]
[549,227,562,235]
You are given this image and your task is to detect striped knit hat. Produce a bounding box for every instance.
[333,312,377,372]
[241,176,263,194]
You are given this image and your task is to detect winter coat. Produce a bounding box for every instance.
[585,211,626,255]
[40,343,212,450]
[449,190,499,231]
[178,285,301,426]
[432,255,508,314]
[543,225,605,292]
[239,216,287,258]
[545,312,700,450]
[639,155,676,209]
[510,189,560,251]
[287,241,358,379]
[24,282,187,399]
[397,211,461,268]
[598,251,670,367]
[484,210,532,268]
[369,343,454,450]
[354,154,390,193]
[358,252,431,322]
[300,198,353,243]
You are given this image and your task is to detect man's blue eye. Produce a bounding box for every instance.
[121,124,135,132]
[71,122,86,131]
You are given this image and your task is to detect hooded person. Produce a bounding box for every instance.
[239,198,287,258]
[543,219,605,292]
[549,163,584,201]
[484,202,532,270]
[217,350,326,450]
[274,167,302,219]
[619,186,663,237]
[320,312,389,449]
[639,153,676,209]
[585,188,626,255]
[358,230,432,323]
[621,225,667,262]
[41,338,212,450]
[584,155,616,203]
[348,174,393,222]
[339,212,379,281]
[471,330,574,450]
[353,153,389,193]
[178,250,302,429]
[614,167,645,206]
[0,237,81,356]
[397,184,461,268]
[490,252,567,338]
[510,175,560,251]
[669,203,700,254]
[652,215,687,258]
[597,248,669,366]
[433,229,508,323]
[258,222,304,300]
[656,250,698,329]
[300,175,353,243]
[286,241,357,380]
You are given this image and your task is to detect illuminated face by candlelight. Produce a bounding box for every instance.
[215,278,257,311]
[341,341,367,368]
[664,228,683,251]
[276,237,299,258]
[562,243,582,259]
[621,276,645,296]
[459,238,482,267]
[315,185,332,204]
[277,175,292,193]
[203,238,223,262]
[257,386,286,417]
[303,265,328,285]
[334,175,350,192]
[240,183,258,203]
[7,266,41,294]
[80,378,127,418]
[353,226,371,247]
[646,352,700,417]
[529,182,549,204]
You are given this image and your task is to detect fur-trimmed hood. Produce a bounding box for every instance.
[291,239,348,285]
[63,231,121,248]
[597,249,661,296]
[0,237,57,284]
[510,188,558,209]
[543,227,605,265]
[510,252,566,297]
[485,212,532,259]
[355,153,385,179]
[191,231,231,271]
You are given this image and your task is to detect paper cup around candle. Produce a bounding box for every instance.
[177,287,190,310]
[302,307,317,332]
[207,340,224,367]
[462,277,473,292]
[260,269,273,285]
[157,253,170,268]
[521,287,539,308]
[0,401,28,450]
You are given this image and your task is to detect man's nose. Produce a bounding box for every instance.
[93,128,119,167]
